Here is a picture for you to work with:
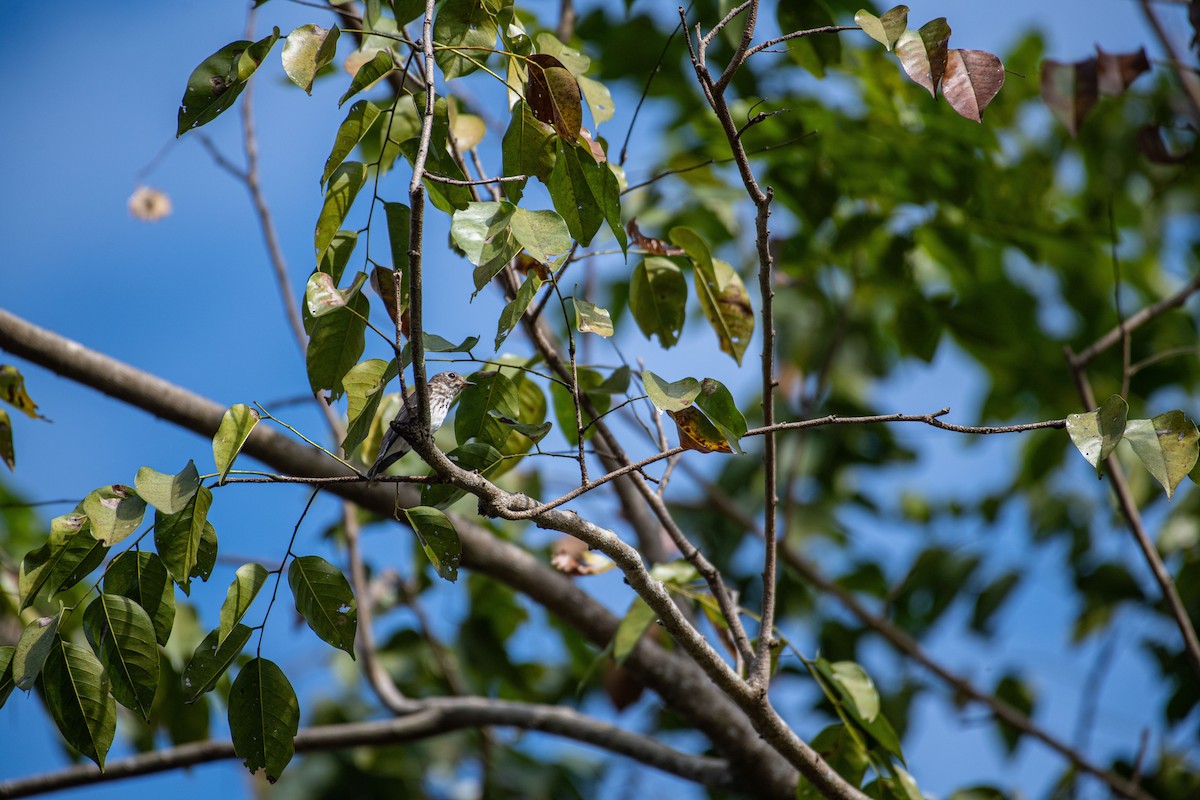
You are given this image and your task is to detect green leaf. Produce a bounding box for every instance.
[317,230,359,282]
[193,523,218,584]
[573,298,613,337]
[228,658,300,783]
[829,661,880,723]
[0,365,42,418]
[176,30,280,136]
[551,369,612,446]
[1066,394,1128,475]
[213,404,260,484]
[509,207,573,265]
[135,461,201,515]
[288,555,357,656]
[433,0,498,80]
[82,484,146,547]
[343,358,397,459]
[19,513,106,608]
[315,161,368,255]
[630,257,687,347]
[323,101,383,186]
[854,6,909,51]
[495,274,542,349]
[339,50,394,107]
[421,443,504,508]
[1124,412,1200,499]
[696,259,754,365]
[451,202,523,289]
[994,673,1035,754]
[578,76,614,126]
[0,647,15,709]
[533,32,590,74]
[155,485,214,594]
[399,97,473,212]
[219,563,269,646]
[548,140,605,246]
[306,289,369,399]
[183,623,252,702]
[895,18,951,97]
[41,640,116,770]
[612,597,657,664]
[694,378,747,453]
[104,552,176,647]
[282,24,340,94]
[501,100,557,203]
[799,725,870,800]
[456,371,520,451]
[82,594,160,721]
[971,571,1021,636]
[305,271,368,317]
[14,613,59,690]
[404,506,463,582]
[642,371,700,412]
[777,0,841,77]
[0,408,12,471]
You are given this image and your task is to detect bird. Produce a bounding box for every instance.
[366,371,472,480]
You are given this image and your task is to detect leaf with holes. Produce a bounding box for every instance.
[288,556,357,656]
[228,658,299,782]
[0,365,42,418]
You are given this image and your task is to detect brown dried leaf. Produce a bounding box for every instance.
[601,661,645,711]
[627,219,684,256]
[526,53,581,144]
[1040,58,1098,137]
[370,266,404,327]
[942,49,1005,122]
[1095,46,1149,96]
[668,407,732,454]
[895,18,951,97]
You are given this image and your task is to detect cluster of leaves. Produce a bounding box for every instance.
[0,414,356,780]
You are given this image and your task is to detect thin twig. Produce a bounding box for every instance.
[423,172,527,185]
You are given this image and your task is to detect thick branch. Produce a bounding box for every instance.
[0,698,733,799]
[0,307,798,798]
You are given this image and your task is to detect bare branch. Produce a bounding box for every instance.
[0,698,735,799]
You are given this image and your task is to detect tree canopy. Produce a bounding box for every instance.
[2,1,1200,799]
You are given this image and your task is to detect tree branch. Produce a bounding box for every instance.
[0,698,734,799]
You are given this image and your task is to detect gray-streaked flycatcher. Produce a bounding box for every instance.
[366,372,472,479]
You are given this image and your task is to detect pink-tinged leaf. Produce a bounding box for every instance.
[894,18,951,97]
[1095,46,1150,96]
[1040,58,1098,137]
[942,49,1005,122]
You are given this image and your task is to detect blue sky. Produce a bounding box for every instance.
[0,0,1188,798]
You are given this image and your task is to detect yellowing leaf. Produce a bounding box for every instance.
[668,407,732,453]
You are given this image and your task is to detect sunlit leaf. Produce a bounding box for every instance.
[694,378,747,453]
[176,30,280,136]
[433,0,498,80]
[495,274,542,349]
[1066,394,1127,475]
[213,404,260,484]
[579,76,614,126]
[642,371,700,412]
[509,207,573,266]
[315,161,368,255]
[289,556,357,656]
[282,24,340,94]
[573,298,613,337]
[344,358,397,459]
[829,661,880,723]
[14,613,59,690]
[82,484,146,547]
[229,658,299,782]
[549,140,605,245]
[526,53,582,143]
[942,49,1005,122]
[1124,412,1200,499]
[612,597,656,663]
[218,563,269,646]
[0,365,42,418]
[135,461,201,515]
[404,506,463,582]
[305,271,368,317]
[669,407,733,454]
[306,289,369,399]
[895,18,951,97]
[323,101,383,186]
[855,6,908,51]
[339,49,394,107]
